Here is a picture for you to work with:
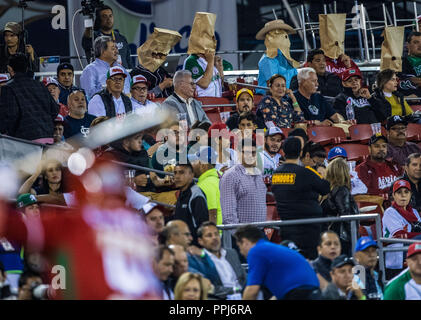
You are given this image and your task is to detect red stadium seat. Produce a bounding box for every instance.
[253,95,264,106]
[406,123,421,142]
[410,105,421,112]
[151,97,166,104]
[197,96,230,107]
[307,126,346,145]
[349,124,377,144]
[335,143,369,162]
[205,108,222,124]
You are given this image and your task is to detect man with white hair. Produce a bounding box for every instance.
[163,70,210,128]
[294,67,344,126]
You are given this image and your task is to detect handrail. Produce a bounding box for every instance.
[379,237,421,245]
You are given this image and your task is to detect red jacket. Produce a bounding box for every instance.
[325,56,361,79]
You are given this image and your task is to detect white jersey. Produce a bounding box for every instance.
[261,150,282,179]
[130,98,158,116]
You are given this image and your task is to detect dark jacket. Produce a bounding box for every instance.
[0,73,59,140]
[311,255,333,282]
[226,110,266,131]
[322,283,358,300]
[94,89,132,118]
[0,41,39,74]
[402,173,421,212]
[58,82,82,106]
[370,88,408,122]
[290,72,343,98]
[131,65,174,98]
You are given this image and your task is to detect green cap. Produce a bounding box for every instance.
[16,193,37,208]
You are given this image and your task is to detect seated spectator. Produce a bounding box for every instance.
[80,36,130,100]
[386,115,421,166]
[371,69,413,120]
[382,180,421,280]
[130,74,159,115]
[261,126,284,182]
[322,255,365,300]
[141,202,165,246]
[53,115,65,144]
[333,68,383,124]
[174,272,208,300]
[56,62,81,105]
[188,221,247,300]
[43,77,68,117]
[17,271,44,300]
[325,53,361,79]
[397,31,421,98]
[163,70,210,128]
[258,74,304,128]
[237,112,258,139]
[314,163,327,178]
[188,121,212,155]
[162,220,194,251]
[153,245,175,300]
[207,122,239,172]
[63,90,96,139]
[356,134,403,197]
[294,67,345,126]
[19,159,63,196]
[403,153,421,211]
[353,236,384,300]
[311,230,342,290]
[167,244,190,292]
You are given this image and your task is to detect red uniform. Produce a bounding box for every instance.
[325,56,361,78]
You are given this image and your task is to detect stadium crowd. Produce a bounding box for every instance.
[1,6,421,301]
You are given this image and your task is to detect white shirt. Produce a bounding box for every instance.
[177,94,196,126]
[130,98,158,116]
[185,56,222,97]
[261,150,282,179]
[88,94,127,118]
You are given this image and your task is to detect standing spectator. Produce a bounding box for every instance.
[403,153,421,211]
[153,245,175,300]
[207,122,239,172]
[383,180,421,280]
[220,139,267,225]
[87,66,132,118]
[130,74,158,115]
[397,31,421,98]
[63,90,96,139]
[272,137,330,259]
[174,272,208,300]
[235,225,320,300]
[0,53,58,144]
[43,77,68,117]
[355,134,403,196]
[163,70,210,128]
[82,5,132,69]
[300,141,326,168]
[261,126,284,182]
[258,74,304,128]
[80,36,130,100]
[56,63,81,106]
[386,115,421,166]
[383,242,421,300]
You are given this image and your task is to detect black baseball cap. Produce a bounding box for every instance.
[368,133,388,145]
[57,62,74,74]
[331,254,355,270]
[385,115,408,130]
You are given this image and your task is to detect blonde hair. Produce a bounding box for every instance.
[325,157,351,190]
[174,272,208,300]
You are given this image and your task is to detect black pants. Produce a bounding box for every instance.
[280,224,321,260]
[283,287,322,300]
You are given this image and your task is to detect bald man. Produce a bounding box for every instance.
[164,220,193,250]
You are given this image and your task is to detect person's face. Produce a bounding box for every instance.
[100,9,114,30]
[198,225,221,254]
[241,145,257,168]
[383,74,398,92]
[301,73,318,94]
[238,119,255,135]
[102,41,118,62]
[173,249,189,278]
[127,133,143,152]
[309,54,326,75]
[342,76,361,92]
[355,246,378,269]
[265,134,283,155]
[369,140,387,161]
[388,124,407,143]
[18,276,43,300]
[181,279,201,300]
[237,93,253,113]
[57,69,74,88]
[4,31,18,48]
[107,74,125,93]
[407,253,421,278]
[407,35,421,56]
[174,166,194,189]
[393,188,412,207]
[131,82,148,103]
[312,155,326,166]
[68,91,87,117]
[24,203,40,218]
[156,251,174,281]
[331,265,354,291]
[317,233,341,261]
[236,238,253,258]
[45,162,62,184]
[53,123,64,143]
[178,75,196,98]
[171,225,192,249]
[145,209,165,234]
[269,77,287,99]
[167,125,186,148]
[47,85,60,101]
[405,157,421,181]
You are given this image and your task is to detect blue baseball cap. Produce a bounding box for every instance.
[328,146,347,161]
[355,236,378,252]
[187,146,218,164]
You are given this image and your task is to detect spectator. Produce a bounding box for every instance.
[174,272,208,300]
[0,261,13,299]
[294,68,345,126]
[383,242,421,300]
[322,157,360,255]
[322,255,365,300]
[311,230,342,290]
[53,115,65,144]
[141,202,165,246]
[153,245,175,300]
[333,68,383,124]
[82,5,132,69]
[386,115,421,166]
[87,66,132,118]
[163,220,193,251]
[0,22,38,74]
[314,163,327,178]
[261,126,284,182]
[291,49,343,98]
[235,225,320,300]
[63,90,96,139]
[288,127,309,152]
[353,236,384,300]
[0,53,59,144]
[300,141,326,167]
[168,244,189,281]
[188,221,247,300]
[272,137,330,259]
[397,31,421,98]
[163,70,210,128]
[207,122,239,172]
[325,53,361,79]
[17,271,44,300]
[80,36,130,100]
[258,74,304,128]
[237,112,258,139]
[403,153,421,211]
[43,77,68,117]
[173,162,209,245]
[382,180,421,280]
[256,19,299,94]
[371,69,413,120]
[356,134,403,197]
[220,139,267,225]
[56,62,81,105]
[130,74,158,115]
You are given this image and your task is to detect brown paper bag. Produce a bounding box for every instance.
[380,26,405,72]
[319,14,346,59]
[187,12,217,55]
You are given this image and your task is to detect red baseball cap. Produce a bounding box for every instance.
[407,243,421,259]
[208,122,230,139]
[341,68,362,82]
[392,179,411,193]
[0,73,9,83]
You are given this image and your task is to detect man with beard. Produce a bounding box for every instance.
[356,134,403,196]
[261,126,284,183]
[63,90,96,139]
[402,153,421,211]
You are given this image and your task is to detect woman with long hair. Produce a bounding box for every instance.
[174,272,208,300]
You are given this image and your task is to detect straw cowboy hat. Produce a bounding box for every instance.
[256,19,296,40]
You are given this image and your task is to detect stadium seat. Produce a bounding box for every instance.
[348,124,378,144]
[354,194,385,240]
[205,108,222,124]
[334,143,369,162]
[307,126,346,145]
[410,105,421,112]
[406,123,421,142]
[197,96,230,107]
[253,94,264,106]
[151,97,166,104]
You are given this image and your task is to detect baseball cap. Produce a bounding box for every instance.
[331,255,355,270]
[16,193,37,208]
[392,179,411,193]
[57,62,74,74]
[54,114,64,123]
[131,74,150,87]
[141,202,157,215]
[328,146,347,161]
[0,74,9,83]
[208,122,230,138]
[280,240,303,254]
[368,133,388,145]
[341,68,362,82]
[355,236,378,252]
[236,88,254,101]
[407,243,421,259]
[4,22,22,35]
[386,115,408,130]
[265,126,285,138]
[188,146,218,164]
[43,77,59,87]
[106,66,127,79]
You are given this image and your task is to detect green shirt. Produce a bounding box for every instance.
[197,168,222,226]
[407,55,421,77]
[383,269,420,300]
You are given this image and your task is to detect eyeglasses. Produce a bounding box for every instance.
[132,86,148,92]
[110,77,125,83]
